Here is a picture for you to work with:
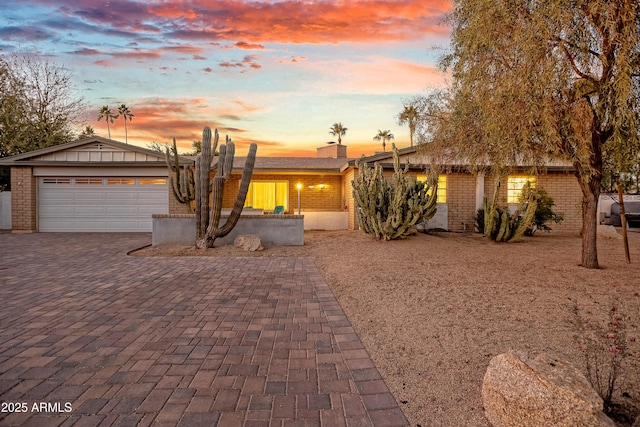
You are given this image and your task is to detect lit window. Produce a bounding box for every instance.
[418,175,447,203]
[507,176,536,204]
[107,178,135,185]
[75,178,103,185]
[245,181,289,210]
[139,178,167,185]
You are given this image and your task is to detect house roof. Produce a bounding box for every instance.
[0,137,192,167]
[349,145,575,172]
[226,156,352,173]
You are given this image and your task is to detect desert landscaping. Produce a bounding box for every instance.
[133,228,640,426]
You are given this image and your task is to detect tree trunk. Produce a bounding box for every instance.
[577,175,601,269]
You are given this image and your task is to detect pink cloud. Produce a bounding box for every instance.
[35,0,451,45]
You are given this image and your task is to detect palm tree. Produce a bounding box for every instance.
[118,104,134,143]
[373,130,394,152]
[80,125,96,137]
[97,106,118,139]
[329,122,348,145]
[398,104,420,147]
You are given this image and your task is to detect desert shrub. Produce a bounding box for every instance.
[482,183,537,242]
[519,185,564,235]
[352,144,438,240]
[572,293,639,422]
[478,184,563,239]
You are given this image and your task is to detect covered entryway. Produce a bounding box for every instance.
[38,177,168,232]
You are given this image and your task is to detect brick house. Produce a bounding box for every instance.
[0,137,581,233]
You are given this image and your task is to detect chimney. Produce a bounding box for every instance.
[317,144,347,158]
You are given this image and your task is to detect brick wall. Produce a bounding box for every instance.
[538,173,582,231]
[167,182,192,214]
[446,173,477,232]
[484,172,581,232]
[10,167,37,232]
[316,144,347,158]
[344,169,357,230]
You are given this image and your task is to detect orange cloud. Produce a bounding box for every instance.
[45,0,451,46]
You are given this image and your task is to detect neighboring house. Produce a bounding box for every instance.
[0,137,582,233]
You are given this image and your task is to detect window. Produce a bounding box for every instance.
[244,181,288,210]
[418,175,447,203]
[107,178,135,185]
[42,178,71,184]
[507,176,536,204]
[75,178,103,185]
[139,178,167,185]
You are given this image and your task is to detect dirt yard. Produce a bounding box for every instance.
[133,229,640,426]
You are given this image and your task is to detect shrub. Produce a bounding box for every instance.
[482,183,537,242]
[519,185,564,235]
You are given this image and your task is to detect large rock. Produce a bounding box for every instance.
[598,225,621,239]
[234,234,264,252]
[482,351,615,427]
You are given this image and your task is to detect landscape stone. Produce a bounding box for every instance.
[234,234,264,251]
[482,351,615,427]
[598,225,622,239]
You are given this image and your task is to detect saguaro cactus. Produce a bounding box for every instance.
[195,127,217,240]
[195,126,257,249]
[352,144,438,240]
[165,137,196,212]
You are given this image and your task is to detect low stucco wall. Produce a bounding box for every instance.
[0,192,11,230]
[300,210,348,230]
[152,214,304,247]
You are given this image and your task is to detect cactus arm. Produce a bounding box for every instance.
[165,137,196,212]
[214,142,257,238]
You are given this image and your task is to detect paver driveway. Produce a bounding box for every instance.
[0,233,408,427]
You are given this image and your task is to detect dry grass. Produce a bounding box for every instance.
[133,229,640,426]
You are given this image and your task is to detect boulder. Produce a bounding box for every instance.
[482,351,615,427]
[598,225,621,239]
[234,234,264,252]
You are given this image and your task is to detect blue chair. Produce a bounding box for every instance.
[273,205,285,214]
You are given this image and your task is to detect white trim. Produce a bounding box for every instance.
[33,166,169,177]
[475,173,485,211]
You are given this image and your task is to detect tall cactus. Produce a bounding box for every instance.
[195,127,218,239]
[483,182,537,242]
[352,144,438,240]
[195,126,258,249]
[165,137,196,213]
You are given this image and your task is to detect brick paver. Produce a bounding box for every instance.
[0,233,408,426]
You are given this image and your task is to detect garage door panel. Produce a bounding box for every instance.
[74,206,107,215]
[106,206,138,215]
[106,220,144,230]
[40,192,75,202]
[107,192,138,201]
[40,206,75,217]
[39,177,168,232]
[74,192,107,201]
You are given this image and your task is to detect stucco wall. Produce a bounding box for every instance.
[0,191,11,230]
[152,214,304,246]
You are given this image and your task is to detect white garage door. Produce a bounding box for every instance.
[39,177,168,232]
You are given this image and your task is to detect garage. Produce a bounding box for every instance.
[38,177,168,232]
[0,137,192,233]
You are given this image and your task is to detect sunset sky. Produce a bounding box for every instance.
[1,0,452,157]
